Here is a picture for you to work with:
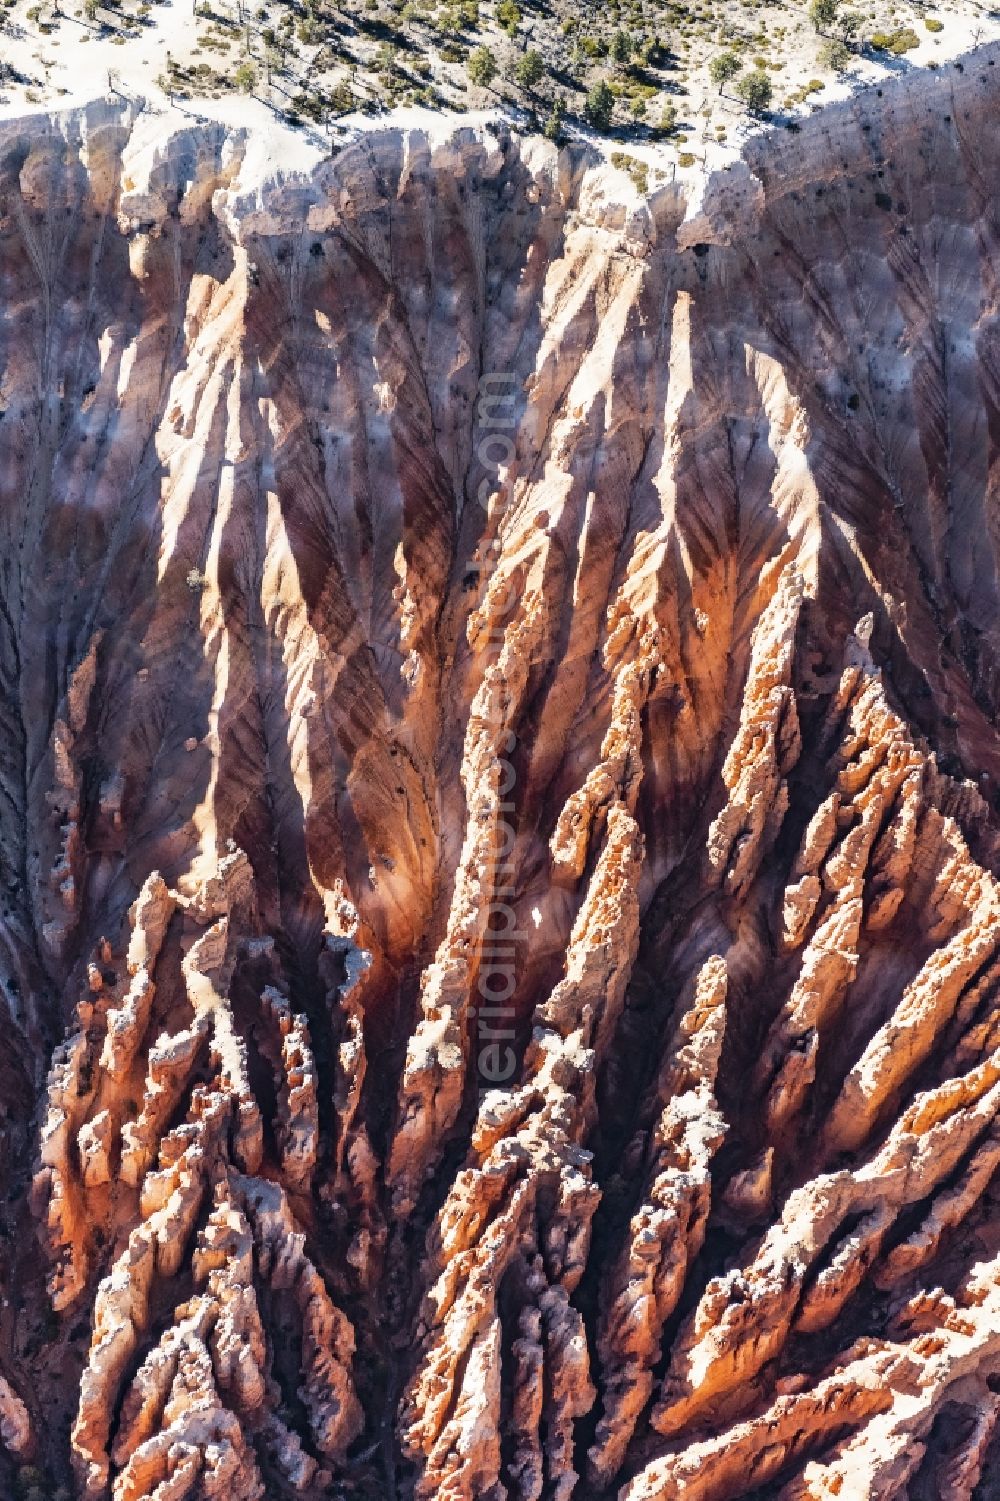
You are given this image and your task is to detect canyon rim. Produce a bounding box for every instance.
[1,46,1000,1501]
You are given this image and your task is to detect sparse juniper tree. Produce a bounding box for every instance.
[708,50,740,93]
[543,94,565,140]
[735,66,772,113]
[809,0,838,32]
[659,98,678,133]
[584,78,614,130]
[839,9,862,40]
[467,44,497,86]
[330,79,355,112]
[514,48,544,91]
[496,0,520,34]
[610,29,632,69]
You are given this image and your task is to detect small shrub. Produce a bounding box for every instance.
[924,15,943,29]
[677,150,696,166]
[610,153,648,191]
[818,37,851,70]
[870,25,918,52]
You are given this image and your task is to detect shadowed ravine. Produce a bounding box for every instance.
[1,55,1000,1500]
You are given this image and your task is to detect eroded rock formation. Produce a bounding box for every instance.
[2,52,1000,1501]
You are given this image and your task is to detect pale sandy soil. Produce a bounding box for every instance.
[0,0,997,174]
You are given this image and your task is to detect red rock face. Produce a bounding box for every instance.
[2,60,1000,1500]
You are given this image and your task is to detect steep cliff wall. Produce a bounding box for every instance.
[1,56,1000,1500]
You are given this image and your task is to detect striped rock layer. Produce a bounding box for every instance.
[1,56,1000,1501]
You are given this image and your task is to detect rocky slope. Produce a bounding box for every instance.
[1,54,1000,1501]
